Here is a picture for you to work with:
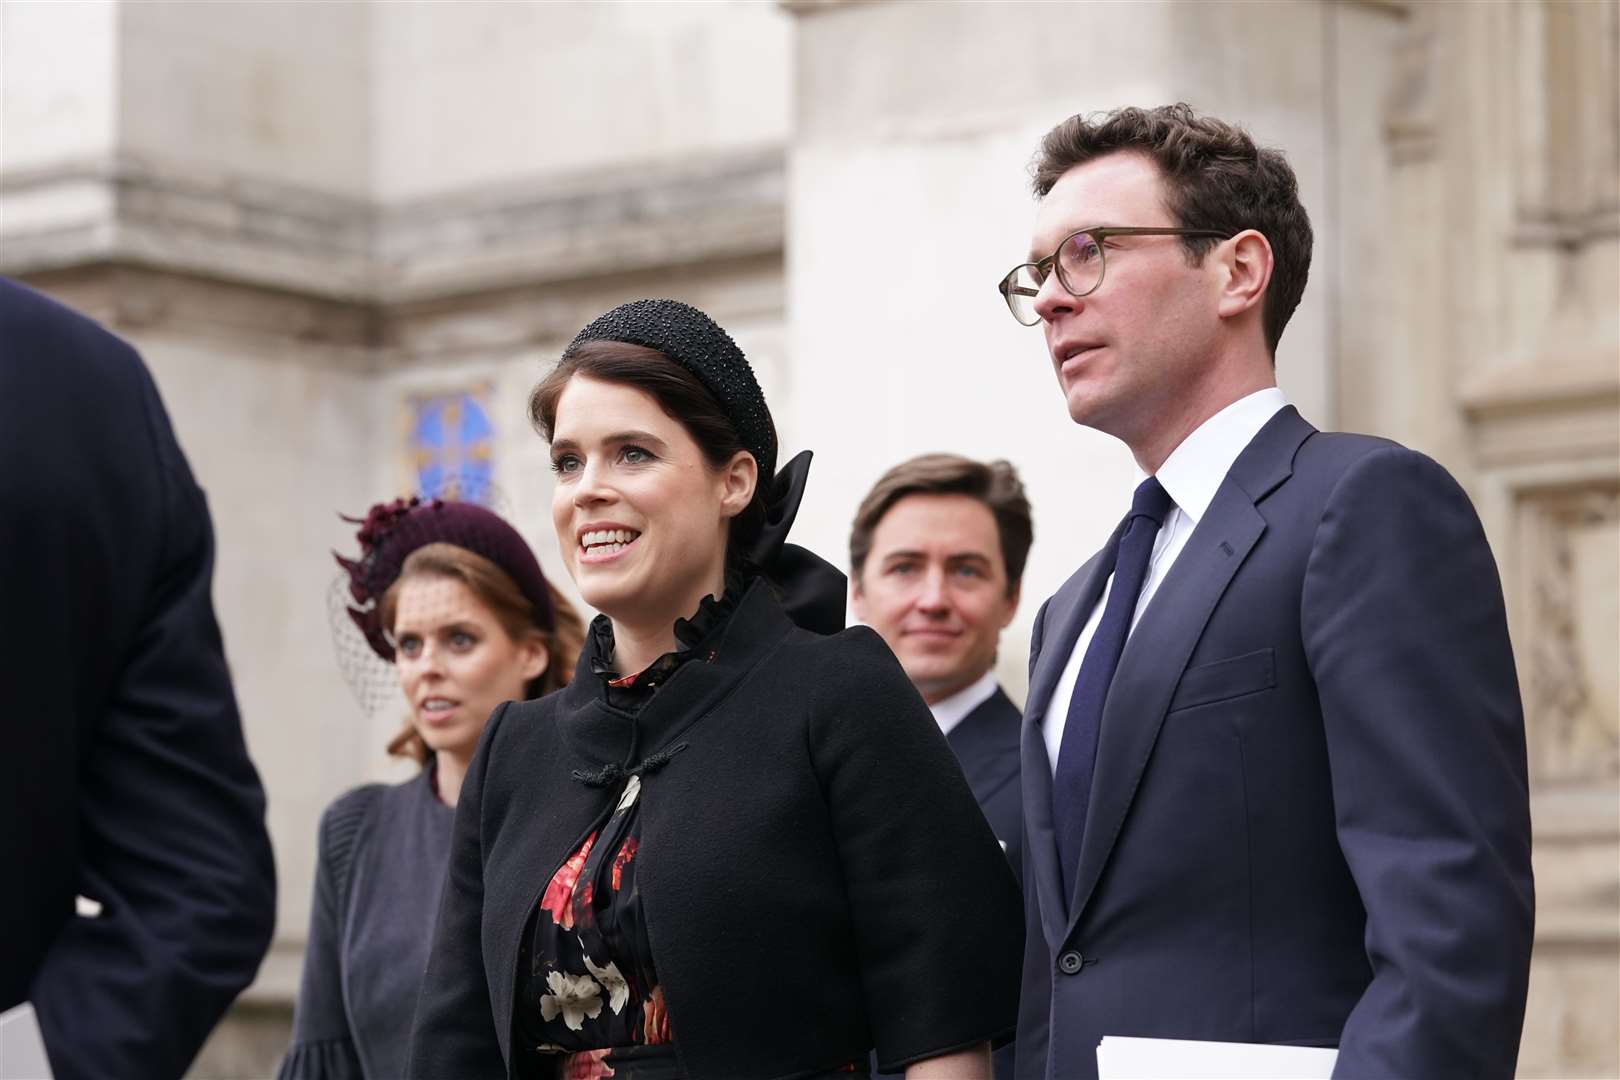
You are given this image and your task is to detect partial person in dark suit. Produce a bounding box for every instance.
[994,106,1534,1080]
[849,452,1033,1080]
[0,277,277,1080]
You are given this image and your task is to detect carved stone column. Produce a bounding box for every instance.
[1373,1,1620,1074]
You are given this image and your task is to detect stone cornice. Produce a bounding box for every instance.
[0,148,785,308]
[1462,351,1620,468]
[376,148,784,304]
[777,0,871,16]
[779,0,1408,14]
[1341,0,1409,15]
[0,155,374,299]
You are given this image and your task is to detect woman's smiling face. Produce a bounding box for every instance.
[549,374,752,632]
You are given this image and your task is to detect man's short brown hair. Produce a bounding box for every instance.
[850,454,1033,596]
[1032,103,1313,356]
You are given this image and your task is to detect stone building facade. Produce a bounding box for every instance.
[1,2,1613,1076]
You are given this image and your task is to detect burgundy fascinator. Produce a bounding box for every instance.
[334,496,555,662]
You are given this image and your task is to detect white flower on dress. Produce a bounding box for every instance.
[539,970,604,1031]
[583,954,630,1014]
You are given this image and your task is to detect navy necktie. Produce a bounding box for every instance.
[1053,476,1173,902]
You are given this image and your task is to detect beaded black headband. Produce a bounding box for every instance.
[562,298,777,480]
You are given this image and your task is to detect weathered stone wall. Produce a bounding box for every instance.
[1360,3,1620,1074]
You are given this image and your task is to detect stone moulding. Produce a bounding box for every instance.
[1461,355,1620,470]
[376,148,784,304]
[0,147,786,310]
[0,155,374,300]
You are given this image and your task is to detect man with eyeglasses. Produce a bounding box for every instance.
[1004,105,1532,1080]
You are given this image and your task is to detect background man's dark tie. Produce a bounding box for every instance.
[1053,477,1174,902]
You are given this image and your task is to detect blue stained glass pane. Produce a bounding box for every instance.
[460,398,493,442]
[414,401,445,450]
[408,391,495,506]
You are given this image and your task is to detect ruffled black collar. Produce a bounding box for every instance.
[555,577,798,788]
[586,572,745,712]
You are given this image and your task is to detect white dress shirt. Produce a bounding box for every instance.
[1043,387,1290,774]
[928,668,1000,738]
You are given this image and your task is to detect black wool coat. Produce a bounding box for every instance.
[408,580,1024,1080]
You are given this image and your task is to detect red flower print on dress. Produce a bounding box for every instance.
[572,880,597,933]
[610,836,639,891]
[561,1048,615,1078]
[540,832,597,931]
[641,985,673,1044]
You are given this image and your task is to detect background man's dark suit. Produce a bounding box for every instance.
[0,278,277,1079]
[948,685,1023,1080]
[1017,407,1534,1080]
[948,686,1024,892]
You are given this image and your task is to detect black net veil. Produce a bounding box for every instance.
[327,571,408,722]
[327,487,556,722]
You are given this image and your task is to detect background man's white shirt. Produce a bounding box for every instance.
[929,668,1000,738]
[1043,387,1290,773]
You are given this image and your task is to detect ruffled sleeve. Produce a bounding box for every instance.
[277,786,380,1079]
[276,1037,363,1080]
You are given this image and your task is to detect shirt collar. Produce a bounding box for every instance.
[928,669,1000,738]
[1141,387,1290,525]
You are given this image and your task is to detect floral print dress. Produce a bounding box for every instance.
[513,595,731,1079]
[515,771,676,1079]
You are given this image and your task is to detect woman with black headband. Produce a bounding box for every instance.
[409,301,1022,1079]
[280,499,582,1080]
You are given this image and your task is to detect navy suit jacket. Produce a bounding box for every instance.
[0,278,277,1079]
[948,686,1024,894]
[950,686,1024,1080]
[1016,407,1533,1080]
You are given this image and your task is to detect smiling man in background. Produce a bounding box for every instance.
[850,453,1032,879]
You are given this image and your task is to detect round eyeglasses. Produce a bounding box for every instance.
[997,226,1232,326]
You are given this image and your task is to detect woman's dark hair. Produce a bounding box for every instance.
[378,542,583,764]
[528,339,775,572]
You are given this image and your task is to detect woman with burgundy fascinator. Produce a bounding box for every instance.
[409,301,1023,1080]
[279,498,582,1080]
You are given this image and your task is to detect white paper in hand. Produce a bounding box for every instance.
[0,1003,53,1080]
[1097,1035,1336,1079]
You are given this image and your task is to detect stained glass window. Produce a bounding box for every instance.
[406,386,495,505]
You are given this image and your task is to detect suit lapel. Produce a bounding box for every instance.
[947,689,1019,797]
[1023,541,1118,949]
[1064,406,1314,935]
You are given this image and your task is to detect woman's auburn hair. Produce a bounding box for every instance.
[528,338,775,570]
[378,541,584,764]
